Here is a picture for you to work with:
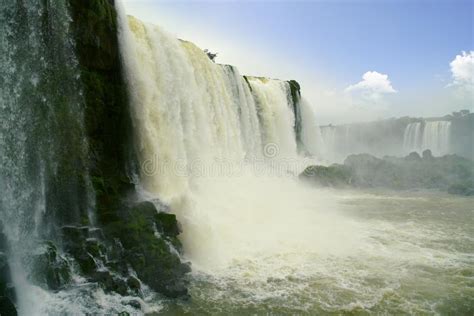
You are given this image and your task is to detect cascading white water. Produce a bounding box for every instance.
[319,125,346,162]
[320,119,454,162]
[403,121,452,156]
[300,98,325,157]
[119,15,307,201]
[421,121,452,156]
[403,122,422,153]
[117,13,362,278]
[319,126,333,154]
[246,77,298,159]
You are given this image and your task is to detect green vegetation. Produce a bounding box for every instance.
[301,151,474,195]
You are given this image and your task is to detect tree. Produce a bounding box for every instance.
[203,49,218,62]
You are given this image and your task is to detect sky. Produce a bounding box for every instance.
[122,0,473,124]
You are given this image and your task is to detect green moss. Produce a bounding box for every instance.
[104,202,189,297]
[68,0,134,224]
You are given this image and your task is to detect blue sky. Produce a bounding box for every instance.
[122,0,473,124]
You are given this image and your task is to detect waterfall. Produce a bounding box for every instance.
[0,1,93,313]
[116,13,355,281]
[421,121,452,156]
[119,15,306,202]
[403,121,452,156]
[403,122,422,153]
[319,119,454,161]
[320,126,338,161]
[300,98,325,157]
[246,77,298,160]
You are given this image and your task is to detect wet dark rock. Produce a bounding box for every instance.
[405,151,422,161]
[30,242,71,291]
[124,298,142,309]
[0,296,17,316]
[85,238,107,260]
[0,252,17,315]
[75,252,97,276]
[104,201,190,298]
[422,149,434,160]
[61,226,89,248]
[92,270,128,295]
[126,276,141,293]
[0,225,16,316]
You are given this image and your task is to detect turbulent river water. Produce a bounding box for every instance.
[163,188,474,315]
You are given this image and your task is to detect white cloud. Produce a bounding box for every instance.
[345,71,397,101]
[448,51,474,97]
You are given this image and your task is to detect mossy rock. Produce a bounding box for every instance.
[92,270,128,296]
[104,201,190,297]
[0,225,16,315]
[0,296,17,316]
[29,242,71,291]
[126,276,141,294]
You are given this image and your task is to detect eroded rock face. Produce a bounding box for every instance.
[31,200,189,298]
[103,201,190,298]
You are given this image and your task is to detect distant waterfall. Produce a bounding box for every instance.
[421,121,452,156]
[300,98,325,157]
[403,122,422,153]
[402,121,452,155]
[119,16,305,201]
[320,126,338,161]
[318,119,454,162]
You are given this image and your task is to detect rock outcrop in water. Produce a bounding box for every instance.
[301,151,474,195]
